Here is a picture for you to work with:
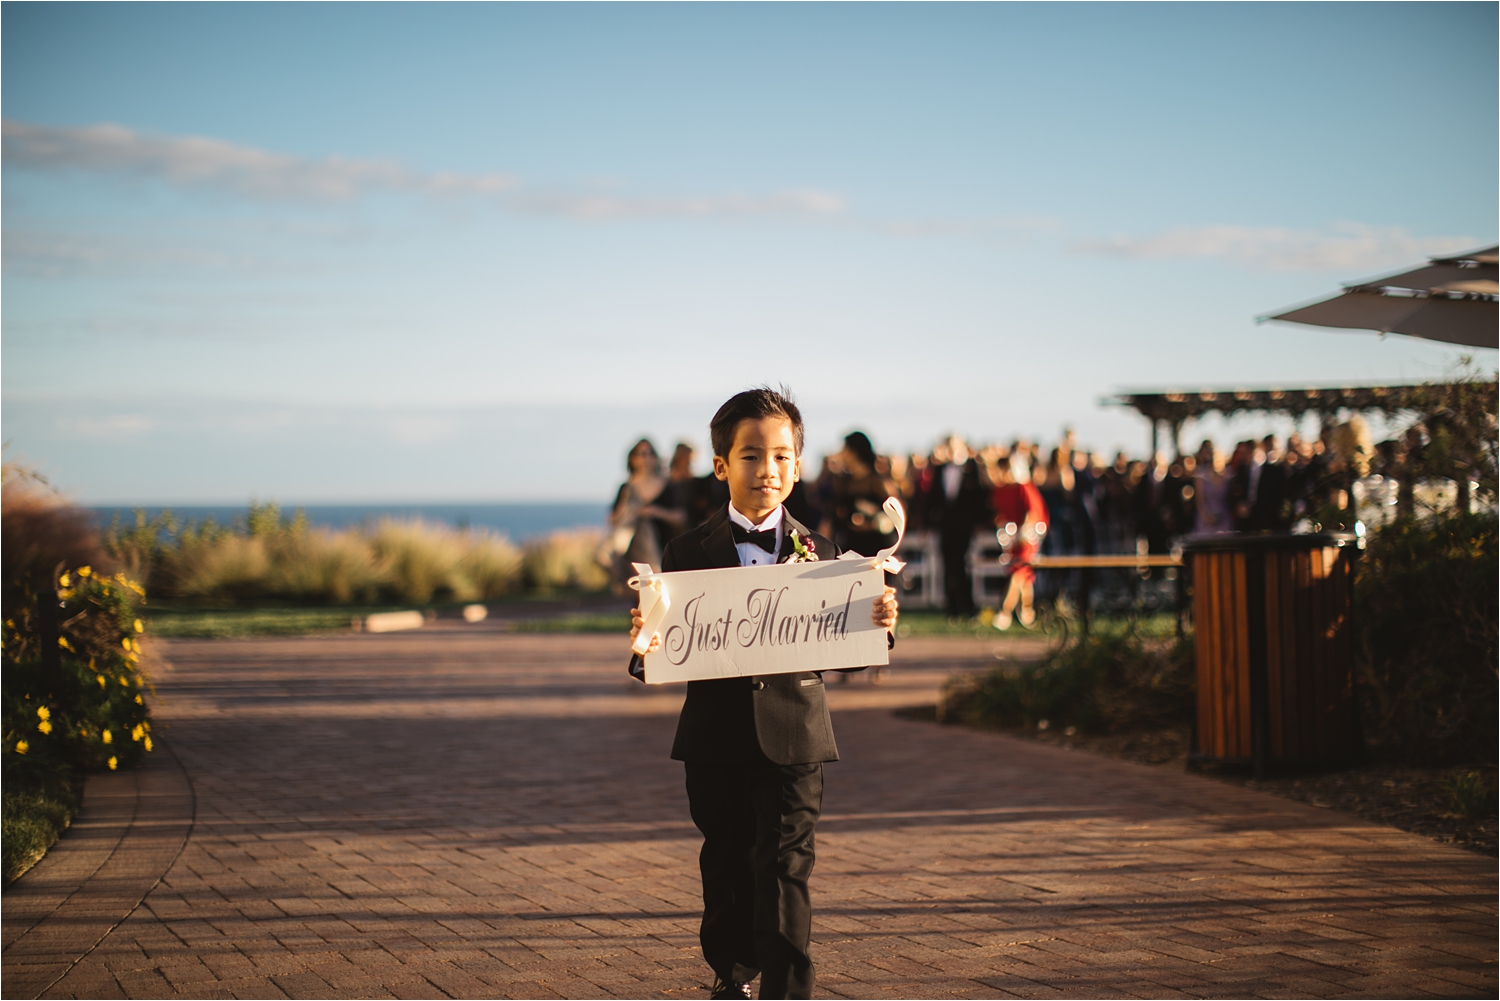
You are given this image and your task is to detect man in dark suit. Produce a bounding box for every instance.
[629,388,898,1000]
[1230,436,1289,531]
[923,435,989,618]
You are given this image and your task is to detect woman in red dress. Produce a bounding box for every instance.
[991,453,1049,630]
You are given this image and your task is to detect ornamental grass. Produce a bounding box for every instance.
[105,503,551,606]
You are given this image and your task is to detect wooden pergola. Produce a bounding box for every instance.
[1103,382,1498,455]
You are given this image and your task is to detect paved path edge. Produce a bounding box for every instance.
[2,738,195,1000]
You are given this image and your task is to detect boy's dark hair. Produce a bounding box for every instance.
[710,386,804,458]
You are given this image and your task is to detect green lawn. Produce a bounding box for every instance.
[147,606,388,638]
[3,781,80,884]
[512,613,633,634]
[146,600,633,639]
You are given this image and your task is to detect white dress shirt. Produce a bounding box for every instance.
[943,462,964,500]
[727,504,783,566]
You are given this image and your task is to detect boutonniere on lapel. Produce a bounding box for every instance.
[787,528,819,563]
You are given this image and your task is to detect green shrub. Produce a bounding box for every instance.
[1356,512,1498,765]
[943,625,1194,735]
[1444,770,1497,820]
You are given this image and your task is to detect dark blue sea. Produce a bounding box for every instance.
[89,502,609,540]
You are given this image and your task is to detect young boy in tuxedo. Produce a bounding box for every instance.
[629,388,899,1000]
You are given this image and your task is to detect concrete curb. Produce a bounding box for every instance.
[2,739,194,1000]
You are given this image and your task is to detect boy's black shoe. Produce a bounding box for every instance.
[709,976,753,999]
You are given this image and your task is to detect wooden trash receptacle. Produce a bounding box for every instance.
[1185,533,1363,775]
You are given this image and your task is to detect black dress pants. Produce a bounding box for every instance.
[940,527,977,616]
[684,755,823,1000]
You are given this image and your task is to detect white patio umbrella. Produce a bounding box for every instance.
[1262,245,1497,349]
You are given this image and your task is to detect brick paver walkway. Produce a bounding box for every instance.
[6,624,1494,999]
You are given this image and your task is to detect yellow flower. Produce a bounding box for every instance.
[107,756,118,770]
[37,706,50,720]
[134,694,143,705]
[133,619,144,634]
[121,675,131,685]
[102,729,113,744]
[58,636,74,651]
[131,724,145,742]
[78,566,92,577]
[37,720,52,735]
[143,736,153,752]
[97,674,107,688]
[15,740,28,755]
[59,572,71,587]
[58,588,75,599]
[122,638,132,651]
[142,721,150,731]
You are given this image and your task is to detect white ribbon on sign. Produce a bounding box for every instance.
[836,496,907,574]
[626,562,671,655]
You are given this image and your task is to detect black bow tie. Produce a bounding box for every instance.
[731,523,779,554]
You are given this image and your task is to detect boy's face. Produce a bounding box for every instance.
[713,417,801,520]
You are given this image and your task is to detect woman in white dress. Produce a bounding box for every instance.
[604,439,670,586]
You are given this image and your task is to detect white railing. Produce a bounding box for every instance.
[895,530,942,607]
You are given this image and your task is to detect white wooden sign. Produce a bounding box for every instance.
[637,560,888,684]
[629,498,907,685]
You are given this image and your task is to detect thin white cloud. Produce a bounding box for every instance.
[874,214,1062,240]
[2,119,517,200]
[1,118,845,222]
[1,230,250,278]
[55,414,158,437]
[386,415,461,446]
[514,188,846,221]
[1074,223,1480,273]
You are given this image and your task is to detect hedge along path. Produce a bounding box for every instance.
[9,624,1497,999]
[2,740,194,998]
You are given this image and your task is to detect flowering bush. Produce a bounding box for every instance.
[3,566,154,784]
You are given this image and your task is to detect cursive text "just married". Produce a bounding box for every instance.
[662,580,865,667]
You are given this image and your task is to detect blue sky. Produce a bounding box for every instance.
[3,2,1495,503]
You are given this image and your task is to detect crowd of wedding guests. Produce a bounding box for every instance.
[604,417,1396,617]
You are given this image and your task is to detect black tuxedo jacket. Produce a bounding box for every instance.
[629,504,881,766]
[923,459,990,539]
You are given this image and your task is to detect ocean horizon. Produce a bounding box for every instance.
[88,501,610,540]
